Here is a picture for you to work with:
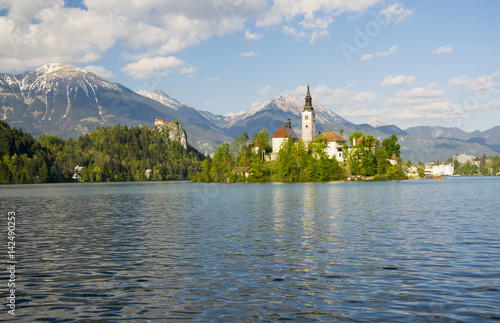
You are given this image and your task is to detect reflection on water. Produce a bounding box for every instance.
[1,178,499,321]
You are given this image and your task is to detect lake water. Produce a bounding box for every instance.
[1,177,499,321]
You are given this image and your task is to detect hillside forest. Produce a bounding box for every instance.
[0,121,204,184]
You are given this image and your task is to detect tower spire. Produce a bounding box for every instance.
[301,83,316,144]
[304,83,313,111]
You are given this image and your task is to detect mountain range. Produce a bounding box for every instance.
[1,63,499,162]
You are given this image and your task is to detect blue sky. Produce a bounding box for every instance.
[1,0,499,132]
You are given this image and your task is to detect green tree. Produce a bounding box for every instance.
[232,132,252,166]
[253,128,272,161]
[381,134,401,158]
[211,142,234,182]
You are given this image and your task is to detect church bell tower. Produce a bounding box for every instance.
[302,84,316,144]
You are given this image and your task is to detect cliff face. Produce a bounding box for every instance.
[154,122,188,150]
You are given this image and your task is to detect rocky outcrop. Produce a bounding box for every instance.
[153,122,188,149]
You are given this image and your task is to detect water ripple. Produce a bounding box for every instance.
[1,179,499,321]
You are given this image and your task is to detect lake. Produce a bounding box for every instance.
[1,177,499,321]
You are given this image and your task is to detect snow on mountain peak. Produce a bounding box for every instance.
[36,63,65,74]
[136,90,183,110]
[368,117,388,128]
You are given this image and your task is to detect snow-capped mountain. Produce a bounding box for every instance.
[136,90,183,110]
[367,117,389,128]
[226,94,348,128]
[201,94,353,138]
[0,63,125,124]
[0,63,230,154]
[2,63,498,160]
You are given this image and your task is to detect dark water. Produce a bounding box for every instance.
[1,177,499,321]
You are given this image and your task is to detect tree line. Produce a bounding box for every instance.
[0,121,204,184]
[450,155,500,176]
[193,128,408,183]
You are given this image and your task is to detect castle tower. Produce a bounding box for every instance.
[301,84,316,144]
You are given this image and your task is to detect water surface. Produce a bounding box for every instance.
[1,177,499,321]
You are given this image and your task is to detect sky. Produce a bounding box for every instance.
[1,0,499,132]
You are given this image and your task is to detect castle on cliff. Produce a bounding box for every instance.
[153,118,188,150]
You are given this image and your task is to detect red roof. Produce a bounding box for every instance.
[317,131,346,142]
[355,137,378,146]
[232,166,251,173]
[272,125,299,139]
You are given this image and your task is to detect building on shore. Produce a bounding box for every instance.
[301,84,316,145]
[425,164,454,177]
[452,154,475,164]
[269,84,346,162]
[316,131,346,161]
[270,118,299,160]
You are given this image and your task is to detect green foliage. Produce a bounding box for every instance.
[346,132,407,179]
[0,121,204,184]
[451,155,500,176]
[347,134,378,176]
[0,121,59,183]
[492,156,500,174]
[417,167,426,179]
[199,128,346,183]
[211,142,234,182]
[381,134,401,158]
[253,128,272,160]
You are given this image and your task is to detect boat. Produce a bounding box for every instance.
[431,174,445,179]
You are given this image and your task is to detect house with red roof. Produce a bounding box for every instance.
[271,118,299,155]
[316,131,347,161]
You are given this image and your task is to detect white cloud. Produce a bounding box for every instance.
[360,54,373,61]
[464,100,500,112]
[84,65,116,79]
[431,45,453,55]
[338,106,382,119]
[448,72,500,92]
[383,85,463,124]
[352,91,379,103]
[379,3,414,25]
[380,75,416,87]
[300,15,333,43]
[282,25,307,39]
[121,56,195,79]
[207,77,221,82]
[0,0,267,72]
[240,51,258,57]
[377,45,400,57]
[294,84,378,107]
[0,2,124,71]
[258,85,274,95]
[257,0,382,43]
[257,0,380,28]
[361,45,400,61]
[245,29,262,41]
[204,101,215,107]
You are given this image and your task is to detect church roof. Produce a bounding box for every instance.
[317,131,346,143]
[272,125,299,139]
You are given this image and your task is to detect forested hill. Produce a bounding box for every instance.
[0,121,204,184]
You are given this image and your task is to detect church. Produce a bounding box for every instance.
[269,84,346,161]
